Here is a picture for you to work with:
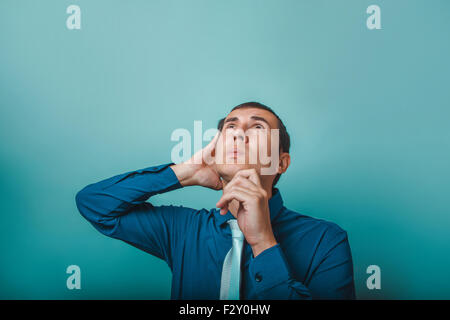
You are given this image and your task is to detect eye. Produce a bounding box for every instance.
[254,124,264,129]
[226,124,235,129]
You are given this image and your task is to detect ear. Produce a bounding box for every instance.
[278,152,291,174]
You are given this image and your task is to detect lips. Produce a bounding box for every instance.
[226,148,246,160]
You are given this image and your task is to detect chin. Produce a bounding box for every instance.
[216,163,257,181]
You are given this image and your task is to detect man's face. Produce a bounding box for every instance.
[214,107,280,182]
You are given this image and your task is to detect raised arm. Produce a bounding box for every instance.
[75,163,187,268]
[75,132,223,268]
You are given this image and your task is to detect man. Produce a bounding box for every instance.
[75,102,356,299]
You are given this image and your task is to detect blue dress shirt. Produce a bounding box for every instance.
[75,163,356,299]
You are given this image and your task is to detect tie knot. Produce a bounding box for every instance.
[227,219,243,239]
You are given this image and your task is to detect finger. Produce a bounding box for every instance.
[220,204,228,215]
[233,169,262,187]
[203,131,221,165]
[216,186,256,209]
[224,181,267,207]
[217,190,243,209]
[224,175,259,194]
[226,185,259,199]
[204,130,220,154]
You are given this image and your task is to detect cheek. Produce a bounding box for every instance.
[265,132,273,154]
[256,132,272,152]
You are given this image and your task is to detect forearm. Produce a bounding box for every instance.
[251,234,278,257]
[75,163,198,264]
[169,163,197,187]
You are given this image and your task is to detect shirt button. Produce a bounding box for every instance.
[255,273,263,282]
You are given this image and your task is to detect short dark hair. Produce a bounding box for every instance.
[217,102,290,187]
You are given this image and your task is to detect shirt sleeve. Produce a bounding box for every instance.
[248,230,356,300]
[75,163,194,270]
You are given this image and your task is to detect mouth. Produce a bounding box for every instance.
[226,148,246,160]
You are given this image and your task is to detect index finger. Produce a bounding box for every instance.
[233,168,262,187]
[204,130,220,152]
[203,130,221,164]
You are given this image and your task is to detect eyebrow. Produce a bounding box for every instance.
[224,117,239,124]
[250,116,271,126]
[224,116,271,127]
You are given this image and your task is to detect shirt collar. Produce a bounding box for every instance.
[213,188,284,227]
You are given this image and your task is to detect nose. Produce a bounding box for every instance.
[232,129,248,144]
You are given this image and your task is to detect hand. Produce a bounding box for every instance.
[216,169,277,257]
[170,131,223,190]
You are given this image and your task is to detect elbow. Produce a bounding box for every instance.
[74,186,118,235]
[75,187,90,219]
[75,185,100,222]
[75,188,85,209]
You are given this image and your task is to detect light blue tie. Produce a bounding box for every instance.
[220,219,244,300]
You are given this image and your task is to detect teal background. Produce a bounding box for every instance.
[1,0,449,299]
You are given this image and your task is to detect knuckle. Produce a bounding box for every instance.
[236,176,245,184]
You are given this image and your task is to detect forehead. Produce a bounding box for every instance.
[225,107,278,128]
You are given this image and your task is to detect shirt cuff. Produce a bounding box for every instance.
[249,244,293,295]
